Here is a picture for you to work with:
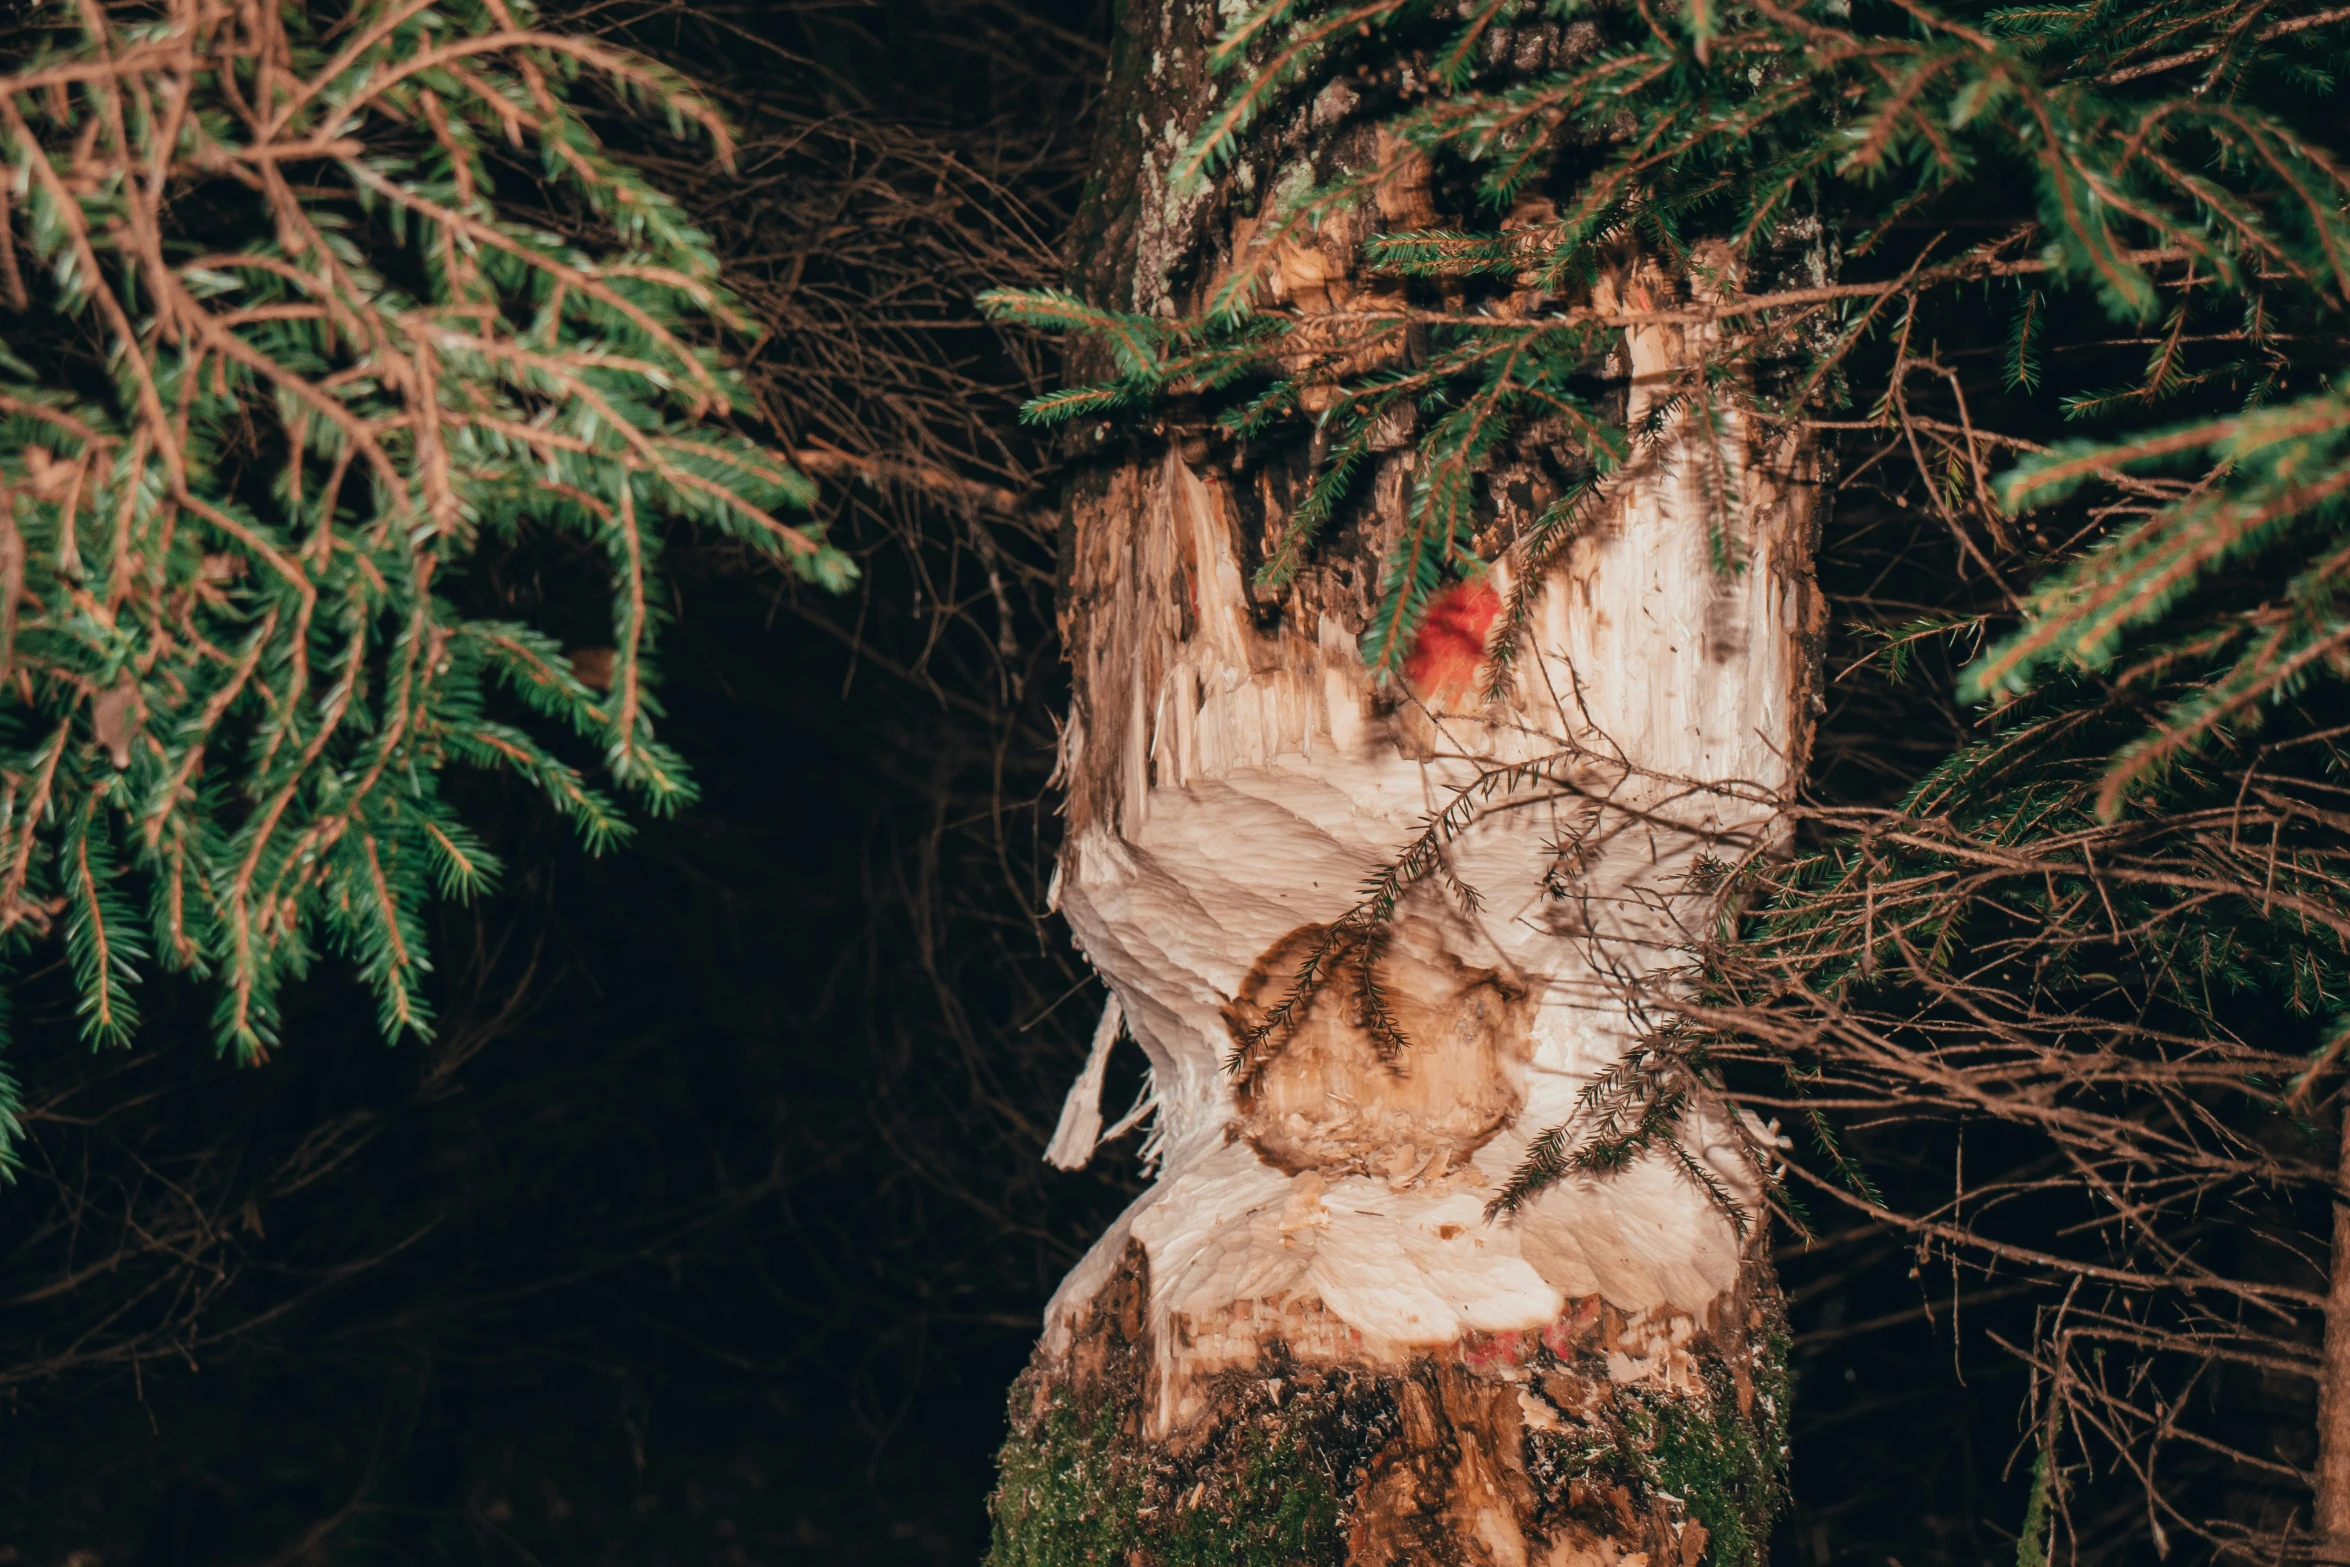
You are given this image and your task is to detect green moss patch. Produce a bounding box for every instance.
[1623,1333,1790,1567]
[987,1372,1375,1567]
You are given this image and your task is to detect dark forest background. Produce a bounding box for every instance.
[0,1,2055,1562]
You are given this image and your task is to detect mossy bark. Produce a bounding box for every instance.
[989,1246,1787,1567]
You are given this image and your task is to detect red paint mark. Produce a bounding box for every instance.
[1449,1301,1613,1373]
[1459,1329,1529,1373]
[1543,1295,1604,1359]
[1403,578,1501,704]
[1457,1328,1538,1373]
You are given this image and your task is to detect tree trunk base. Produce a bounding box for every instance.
[988,1243,1787,1567]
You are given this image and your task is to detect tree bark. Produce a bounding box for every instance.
[2317,1107,2350,1561]
[990,8,1823,1563]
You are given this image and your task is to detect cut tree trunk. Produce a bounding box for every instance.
[990,10,1823,1565]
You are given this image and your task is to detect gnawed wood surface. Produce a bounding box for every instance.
[995,3,1821,1559]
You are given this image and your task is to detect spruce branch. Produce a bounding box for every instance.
[0,0,853,1119]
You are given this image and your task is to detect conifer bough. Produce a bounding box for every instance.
[0,0,851,1133]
